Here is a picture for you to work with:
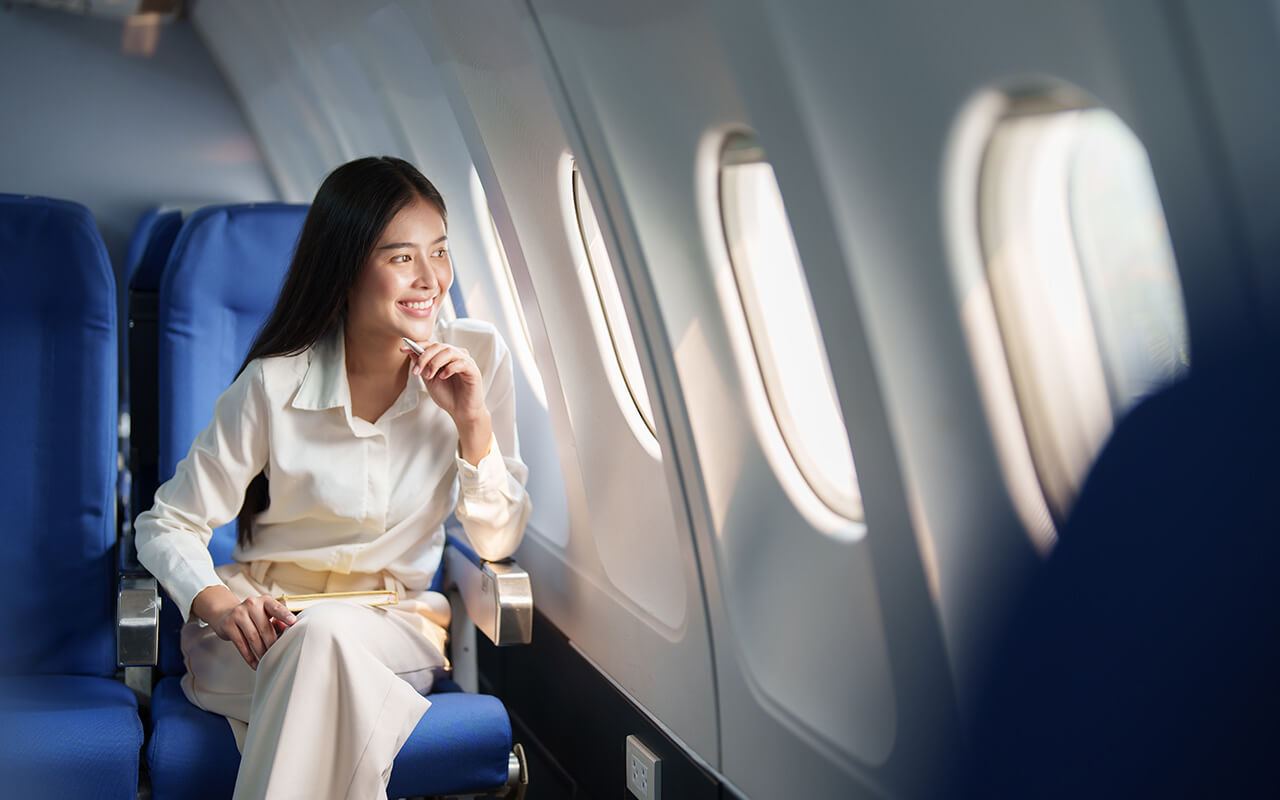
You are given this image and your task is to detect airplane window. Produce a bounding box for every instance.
[719,134,863,522]
[979,105,1189,521]
[572,165,657,435]
[1067,111,1190,412]
[470,169,546,407]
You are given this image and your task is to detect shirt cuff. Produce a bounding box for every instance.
[455,433,504,493]
[170,562,229,624]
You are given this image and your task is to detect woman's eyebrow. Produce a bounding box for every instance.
[375,235,448,250]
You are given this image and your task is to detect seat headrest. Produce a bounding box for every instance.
[127,207,183,291]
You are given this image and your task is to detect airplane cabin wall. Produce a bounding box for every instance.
[521,1,956,796]
[704,4,1280,787]
[1173,1,1280,332]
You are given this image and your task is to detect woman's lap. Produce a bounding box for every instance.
[180,560,450,726]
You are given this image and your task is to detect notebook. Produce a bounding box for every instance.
[276,589,400,613]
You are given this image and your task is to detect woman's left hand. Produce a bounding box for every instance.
[400,340,493,462]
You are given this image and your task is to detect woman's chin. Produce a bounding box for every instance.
[397,319,436,342]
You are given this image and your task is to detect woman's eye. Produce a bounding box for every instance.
[391,254,411,263]
[432,248,448,258]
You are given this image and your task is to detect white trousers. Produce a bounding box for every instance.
[180,561,452,800]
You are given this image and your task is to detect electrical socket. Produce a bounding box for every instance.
[625,735,661,800]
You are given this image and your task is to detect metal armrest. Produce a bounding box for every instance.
[117,531,160,668]
[443,534,532,646]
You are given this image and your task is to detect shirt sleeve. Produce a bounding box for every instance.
[453,333,533,561]
[135,360,270,621]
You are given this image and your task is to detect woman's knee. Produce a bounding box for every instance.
[283,602,372,647]
[259,603,371,675]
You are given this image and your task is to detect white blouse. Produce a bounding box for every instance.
[135,318,533,620]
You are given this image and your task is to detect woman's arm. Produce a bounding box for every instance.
[136,360,296,669]
[403,331,533,561]
[134,360,270,621]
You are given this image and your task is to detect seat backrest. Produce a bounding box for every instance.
[128,208,183,520]
[154,202,306,673]
[967,342,1280,797]
[126,206,183,289]
[0,194,118,677]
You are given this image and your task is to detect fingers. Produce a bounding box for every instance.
[232,611,266,669]
[250,602,278,652]
[435,360,463,380]
[410,342,446,377]
[224,625,256,669]
[415,343,476,381]
[220,596,297,670]
[265,597,298,628]
[400,340,432,374]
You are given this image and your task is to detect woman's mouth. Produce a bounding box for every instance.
[397,298,435,317]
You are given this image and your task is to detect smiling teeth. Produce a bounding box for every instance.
[403,300,432,310]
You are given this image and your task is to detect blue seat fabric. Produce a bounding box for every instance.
[127,206,183,289]
[148,676,511,799]
[0,194,141,798]
[146,202,516,799]
[0,676,145,800]
[128,208,183,523]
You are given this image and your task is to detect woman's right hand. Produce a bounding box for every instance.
[192,585,297,670]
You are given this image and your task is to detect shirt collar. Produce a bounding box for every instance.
[291,324,433,419]
[291,325,350,412]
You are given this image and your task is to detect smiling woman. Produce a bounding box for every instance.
[132,156,532,800]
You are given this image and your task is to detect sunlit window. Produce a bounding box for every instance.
[979,104,1189,521]
[572,165,656,435]
[719,134,863,522]
[470,169,546,407]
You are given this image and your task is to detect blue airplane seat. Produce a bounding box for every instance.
[127,207,183,523]
[126,206,183,288]
[144,202,517,799]
[0,193,143,799]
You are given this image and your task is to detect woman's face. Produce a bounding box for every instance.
[347,196,452,345]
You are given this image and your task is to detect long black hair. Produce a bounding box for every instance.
[234,156,447,546]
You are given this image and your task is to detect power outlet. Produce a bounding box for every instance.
[625,735,661,800]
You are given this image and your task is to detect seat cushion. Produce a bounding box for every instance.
[0,675,143,800]
[148,675,512,799]
[386,690,512,797]
[147,677,242,800]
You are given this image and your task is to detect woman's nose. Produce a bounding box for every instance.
[416,262,438,290]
